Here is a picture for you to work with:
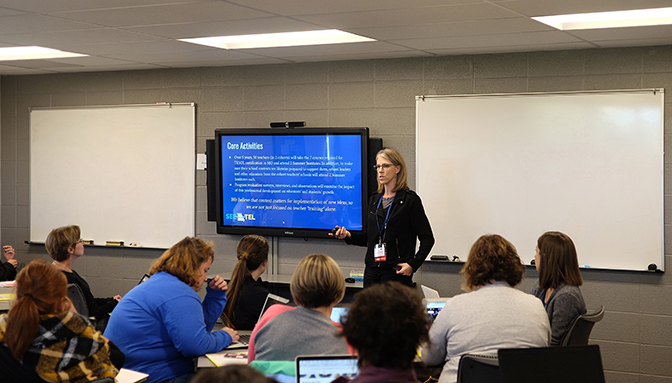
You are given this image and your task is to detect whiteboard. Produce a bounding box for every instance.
[30,104,195,249]
[416,90,664,271]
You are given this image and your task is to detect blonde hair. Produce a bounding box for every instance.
[376,148,408,193]
[290,254,345,309]
[45,225,81,262]
[150,237,214,288]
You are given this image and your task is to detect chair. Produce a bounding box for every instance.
[456,354,500,383]
[0,343,46,383]
[67,283,89,316]
[561,306,605,346]
[67,283,97,328]
[498,345,605,383]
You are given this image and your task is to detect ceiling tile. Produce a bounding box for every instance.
[494,0,672,17]
[0,0,668,75]
[126,17,319,39]
[0,0,203,13]
[295,3,522,29]
[352,18,551,41]
[226,0,483,16]
[50,2,273,27]
[0,14,98,35]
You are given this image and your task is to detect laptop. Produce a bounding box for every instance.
[224,330,252,349]
[498,345,605,383]
[138,273,150,285]
[330,306,349,323]
[296,354,359,383]
[424,297,449,324]
[259,293,291,321]
[224,293,291,350]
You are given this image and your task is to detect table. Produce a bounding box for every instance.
[0,282,15,312]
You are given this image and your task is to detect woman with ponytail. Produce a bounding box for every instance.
[223,234,270,330]
[0,259,121,383]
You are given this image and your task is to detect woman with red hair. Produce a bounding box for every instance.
[0,259,121,383]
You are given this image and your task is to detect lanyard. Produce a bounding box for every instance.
[540,289,550,308]
[376,195,394,242]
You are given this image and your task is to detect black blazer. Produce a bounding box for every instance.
[347,188,434,272]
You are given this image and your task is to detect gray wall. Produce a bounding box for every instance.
[3,45,672,383]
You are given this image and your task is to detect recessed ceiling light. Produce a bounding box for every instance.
[533,7,672,30]
[0,46,87,61]
[179,29,375,50]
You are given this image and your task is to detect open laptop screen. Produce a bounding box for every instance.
[258,293,290,321]
[296,355,358,383]
[329,306,349,323]
[424,298,449,324]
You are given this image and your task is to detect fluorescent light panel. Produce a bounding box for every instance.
[180,29,375,50]
[533,7,672,30]
[0,46,87,61]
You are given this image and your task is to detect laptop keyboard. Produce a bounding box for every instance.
[237,334,250,345]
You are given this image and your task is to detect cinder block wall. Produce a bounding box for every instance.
[3,45,672,383]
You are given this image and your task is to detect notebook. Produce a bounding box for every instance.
[296,354,359,383]
[498,345,605,383]
[424,298,449,324]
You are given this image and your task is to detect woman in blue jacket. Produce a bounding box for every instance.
[104,237,239,383]
[333,148,434,287]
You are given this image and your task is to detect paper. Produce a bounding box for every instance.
[116,368,149,383]
[205,351,248,367]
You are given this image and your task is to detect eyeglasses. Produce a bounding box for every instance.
[373,164,394,170]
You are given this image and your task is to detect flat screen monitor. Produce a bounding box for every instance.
[214,127,370,238]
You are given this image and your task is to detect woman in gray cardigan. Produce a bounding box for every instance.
[531,231,587,346]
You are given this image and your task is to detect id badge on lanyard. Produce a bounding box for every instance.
[374,241,387,262]
[375,196,393,263]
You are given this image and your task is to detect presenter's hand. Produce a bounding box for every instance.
[209,275,228,291]
[223,327,239,343]
[3,245,15,260]
[331,226,351,240]
[7,259,17,267]
[396,263,413,276]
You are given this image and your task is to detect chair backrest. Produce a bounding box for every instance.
[67,283,89,317]
[498,345,605,383]
[457,354,500,383]
[0,343,47,383]
[561,306,605,346]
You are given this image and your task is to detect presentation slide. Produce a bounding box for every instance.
[220,134,364,231]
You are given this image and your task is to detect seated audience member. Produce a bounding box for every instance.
[0,259,121,383]
[0,245,17,281]
[222,234,270,330]
[532,231,587,345]
[334,281,429,383]
[248,253,349,362]
[104,236,238,383]
[46,225,122,330]
[190,365,278,383]
[422,234,550,383]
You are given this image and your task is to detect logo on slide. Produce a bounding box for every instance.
[226,213,256,222]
